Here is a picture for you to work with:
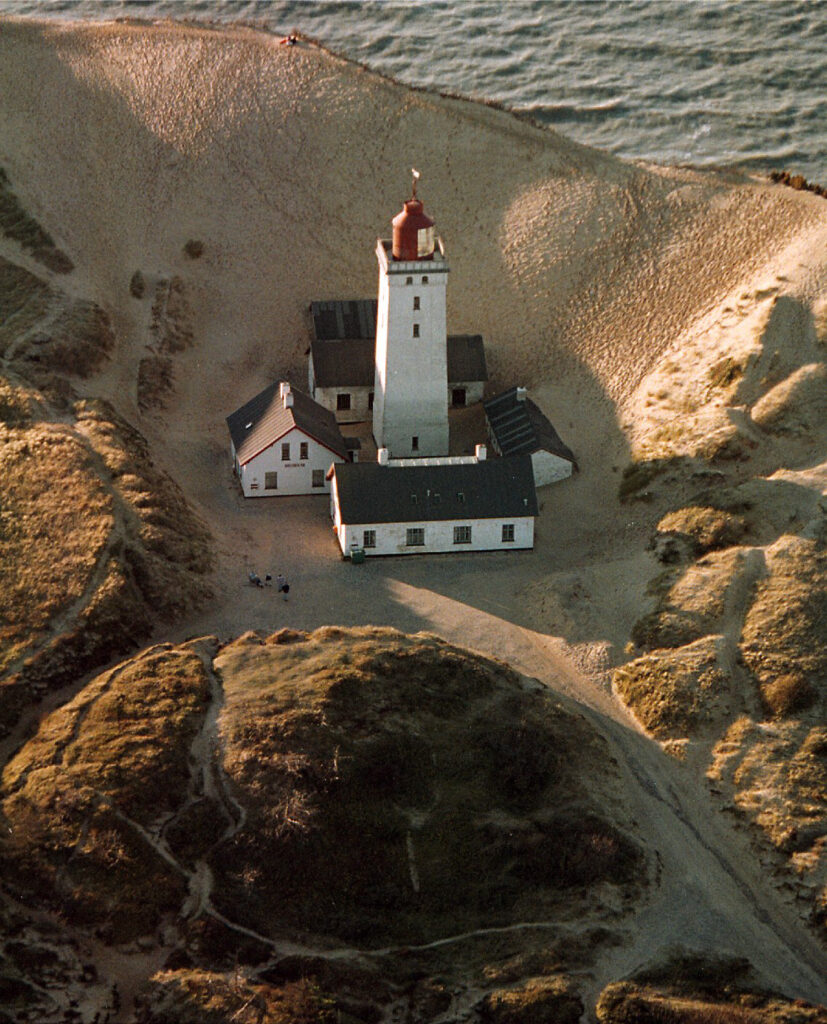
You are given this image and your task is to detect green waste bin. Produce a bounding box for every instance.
[350,548,365,565]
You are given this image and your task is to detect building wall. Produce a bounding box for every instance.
[238,427,343,497]
[373,245,449,458]
[313,384,373,424]
[531,450,573,487]
[449,380,485,407]
[333,512,535,557]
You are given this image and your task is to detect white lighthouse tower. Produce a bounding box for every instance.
[373,172,449,458]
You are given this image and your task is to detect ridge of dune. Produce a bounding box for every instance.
[0,16,824,426]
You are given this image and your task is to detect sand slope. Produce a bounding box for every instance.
[0,16,824,423]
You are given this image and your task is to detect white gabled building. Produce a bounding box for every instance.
[329,451,537,557]
[227,381,349,497]
[484,386,577,487]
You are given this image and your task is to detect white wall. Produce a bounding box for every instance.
[334,514,534,557]
[531,450,573,487]
[449,380,485,407]
[373,243,449,458]
[238,427,343,497]
[313,385,373,424]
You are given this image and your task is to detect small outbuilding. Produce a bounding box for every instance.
[484,387,577,487]
[227,381,348,497]
[308,299,488,422]
[329,453,537,557]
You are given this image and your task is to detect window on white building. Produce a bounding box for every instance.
[337,393,351,411]
[453,525,472,544]
[363,529,376,548]
[281,442,290,461]
[406,527,425,546]
[405,276,413,285]
[412,323,420,338]
[300,441,309,460]
[411,436,419,452]
[312,469,324,488]
[502,523,515,542]
[421,275,429,284]
[413,296,420,310]
[264,472,277,490]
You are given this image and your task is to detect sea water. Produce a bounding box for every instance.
[2,0,825,181]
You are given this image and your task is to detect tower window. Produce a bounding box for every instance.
[405,276,413,285]
[412,436,419,452]
[413,296,420,310]
[412,323,420,338]
[421,276,429,284]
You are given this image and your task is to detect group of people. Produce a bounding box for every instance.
[248,569,289,599]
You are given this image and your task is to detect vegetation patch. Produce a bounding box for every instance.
[740,534,827,696]
[0,644,211,939]
[657,507,748,555]
[479,975,582,1024]
[631,549,746,651]
[0,390,212,731]
[619,459,671,501]
[137,970,338,1024]
[598,951,826,1022]
[0,167,73,273]
[211,627,643,946]
[0,257,52,354]
[0,412,113,677]
[614,637,732,740]
[28,298,115,377]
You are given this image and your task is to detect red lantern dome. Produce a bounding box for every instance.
[392,196,435,261]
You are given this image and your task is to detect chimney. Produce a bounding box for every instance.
[284,390,294,409]
[377,447,389,466]
[279,381,290,399]
[516,387,527,402]
[475,443,487,461]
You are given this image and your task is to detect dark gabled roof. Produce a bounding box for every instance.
[227,383,348,466]
[447,334,487,383]
[311,337,374,388]
[484,388,576,466]
[332,457,537,525]
[311,299,377,341]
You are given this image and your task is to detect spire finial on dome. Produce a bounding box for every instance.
[411,167,420,199]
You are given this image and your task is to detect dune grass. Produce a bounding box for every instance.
[0,645,210,940]
[210,627,642,946]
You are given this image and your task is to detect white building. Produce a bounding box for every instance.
[329,452,537,557]
[227,381,349,497]
[484,386,577,487]
[373,190,450,457]
[308,299,487,424]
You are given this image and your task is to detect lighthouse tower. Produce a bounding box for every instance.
[373,173,449,458]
